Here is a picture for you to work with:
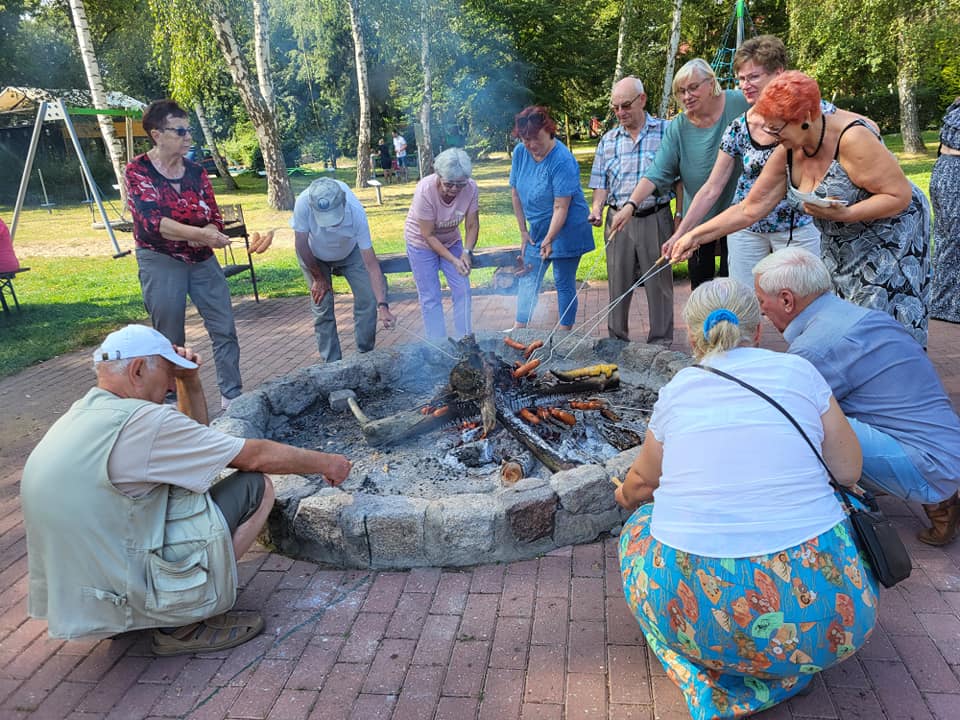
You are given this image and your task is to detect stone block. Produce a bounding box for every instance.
[291,489,354,564]
[262,368,325,417]
[341,495,428,568]
[554,507,623,547]
[424,495,496,566]
[604,448,641,486]
[328,389,357,412]
[551,464,616,515]
[501,481,558,543]
[210,416,265,439]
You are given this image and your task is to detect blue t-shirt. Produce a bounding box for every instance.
[509,140,594,259]
[785,292,960,495]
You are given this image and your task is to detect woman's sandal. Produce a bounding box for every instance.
[151,611,265,656]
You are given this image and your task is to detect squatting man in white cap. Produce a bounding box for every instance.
[292,177,396,362]
[21,325,352,655]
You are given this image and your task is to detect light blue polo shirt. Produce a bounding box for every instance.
[290,180,373,262]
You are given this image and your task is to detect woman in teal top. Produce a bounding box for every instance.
[610,59,749,288]
[509,106,594,329]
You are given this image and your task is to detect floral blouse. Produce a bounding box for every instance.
[719,100,835,234]
[125,154,223,263]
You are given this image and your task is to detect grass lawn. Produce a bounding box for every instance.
[0,133,940,379]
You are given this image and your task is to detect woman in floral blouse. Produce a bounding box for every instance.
[125,99,240,410]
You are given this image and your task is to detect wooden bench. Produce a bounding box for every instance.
[378,246,520,293]
[0,267,30,314]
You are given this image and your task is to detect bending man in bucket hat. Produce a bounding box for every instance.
[21,325,352,655]
[292,178,396,362]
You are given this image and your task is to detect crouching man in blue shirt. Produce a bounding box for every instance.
[753,247,960,546]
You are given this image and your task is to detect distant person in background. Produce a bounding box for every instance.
[930,97,960,324]
[392,130,408,182]
[377,137,392,180]
[609,58,750,288]
[0,216,19,273]
[404,148,479,340]
[509,105,595,331]
[291,178,396,362]
[125,99,241,412]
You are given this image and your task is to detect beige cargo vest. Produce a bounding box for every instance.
[22,388,237,639]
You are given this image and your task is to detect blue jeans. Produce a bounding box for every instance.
[848,418,950,503]
[406,241,472,340]
[515,244,582,327]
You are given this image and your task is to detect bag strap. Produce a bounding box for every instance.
[691,363,876,513]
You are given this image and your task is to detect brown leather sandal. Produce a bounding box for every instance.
[151,611,265,656]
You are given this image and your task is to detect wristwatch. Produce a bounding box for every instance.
[377,302,389,309]
[623,199,638,212]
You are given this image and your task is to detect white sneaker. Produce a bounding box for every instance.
[221,395,234,411]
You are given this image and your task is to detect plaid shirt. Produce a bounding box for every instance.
[588,113,668,210]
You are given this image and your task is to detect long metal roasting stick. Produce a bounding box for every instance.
[392,323,459,360]
[562,255,673,360]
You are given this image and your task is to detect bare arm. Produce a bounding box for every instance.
[360,246,396,328]
[230,439,352,486]
[616,432,663,511]
[671,150,736,238]
[540,195,572,259]
[511,187,531,252]
[609,177,658,234]
[589,188,609,227]
[819,396,862,487]
[157,217,231,249]
[295,230,332,305]
[462,209,480,274]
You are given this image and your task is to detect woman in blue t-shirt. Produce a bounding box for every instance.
[509,106,594,330]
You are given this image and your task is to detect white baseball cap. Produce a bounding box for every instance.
[93,325,197,369]
[307,178,347,227]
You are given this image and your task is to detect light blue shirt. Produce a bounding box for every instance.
[290,180,373,262]
[509,140,594,259]
[784,292,960,488]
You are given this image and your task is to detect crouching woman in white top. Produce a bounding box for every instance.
[615,277,877,719]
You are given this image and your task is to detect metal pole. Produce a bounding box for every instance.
[37,169,54,212]
[58,99,128,258]
[10,102,48,243]
[736,0,745,49]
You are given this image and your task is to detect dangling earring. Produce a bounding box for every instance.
[801,121,810,130]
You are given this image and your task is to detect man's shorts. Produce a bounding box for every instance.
[210,471,266,533]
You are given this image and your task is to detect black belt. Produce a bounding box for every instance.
[609,201,671,218]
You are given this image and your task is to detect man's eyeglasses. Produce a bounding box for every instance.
[677,77,711,97]
[761,121,788,136]
[736,71,767,86]
[163,127,192,137]
[516,111,546,130]
[610,93,642,112]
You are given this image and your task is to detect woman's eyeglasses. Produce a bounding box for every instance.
[676,77,711,97]
[440,178,468,188]
[761,121,788,136]
[736,71,767,86]
[516,111,546,130]
[610,93,642,112]
[163,127,193,137]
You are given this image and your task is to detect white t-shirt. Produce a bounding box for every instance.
[289,180,373,262]
[108,403,245,498]
[393,134,407,158]
[648,346,845,557]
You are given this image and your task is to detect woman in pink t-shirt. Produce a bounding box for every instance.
[0,217,19,273]
[403,148,480,340]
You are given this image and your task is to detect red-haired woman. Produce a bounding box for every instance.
[668,71,931,347]
[509,106,594,330]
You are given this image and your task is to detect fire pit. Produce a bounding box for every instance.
[213,331,691,569]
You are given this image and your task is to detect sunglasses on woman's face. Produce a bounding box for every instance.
[163,126,193,137]
[517,111,546,130]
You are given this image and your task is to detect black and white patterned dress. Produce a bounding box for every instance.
[930,99,960,324]
[787,120,931,347]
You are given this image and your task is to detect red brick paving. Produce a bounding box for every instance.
[1,280,960,718]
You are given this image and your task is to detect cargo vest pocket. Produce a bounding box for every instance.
[145,546,217,614]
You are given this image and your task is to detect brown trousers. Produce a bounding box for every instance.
[604,205,674,345]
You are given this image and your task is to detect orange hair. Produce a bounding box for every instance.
[754,71,822,124]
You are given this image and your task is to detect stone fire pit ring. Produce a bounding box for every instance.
[213,332,692,569]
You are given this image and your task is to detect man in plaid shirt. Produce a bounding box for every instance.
[589,76,676,346]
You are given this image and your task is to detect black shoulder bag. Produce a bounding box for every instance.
[693,363,912,588]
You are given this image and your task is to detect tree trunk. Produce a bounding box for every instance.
[418,0,434,178]
[67,0,127,208]
[660,0,683,119]
[208,0,294,210]
[896,18,926,154]
[613,0,631,83]
[252,0,275,110]
[195,100,238,191]
[346,0,372,188]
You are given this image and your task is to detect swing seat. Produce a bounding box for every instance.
[91,219,134,233]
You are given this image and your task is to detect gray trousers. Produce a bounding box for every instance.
[136,248,242,399]
[298,245,376,363]
[604,205,674,345]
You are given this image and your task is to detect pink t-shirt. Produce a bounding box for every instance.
[0,218,19,273]
[404,174,479,250]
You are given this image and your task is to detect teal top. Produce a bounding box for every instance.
[643,89,750,220]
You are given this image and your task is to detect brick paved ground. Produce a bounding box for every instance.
[2,280,960,719]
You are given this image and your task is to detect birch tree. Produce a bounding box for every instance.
[67,0,127,207]
[195,99,238,190]
[660,0,682,119]
[252,0,275,110]
[418,0,434,176]
[345,0,372,187]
